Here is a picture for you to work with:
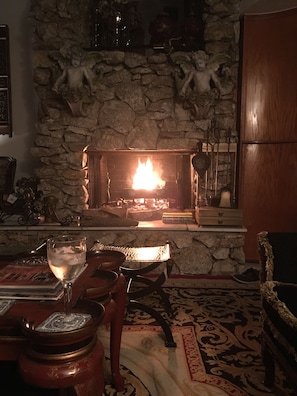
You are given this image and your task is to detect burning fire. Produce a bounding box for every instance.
[132,158,165,190]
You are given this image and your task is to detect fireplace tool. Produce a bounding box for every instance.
[214,129,220,196]
[192,142,210,206]
[192,142,210,178]
[206,124,221,204]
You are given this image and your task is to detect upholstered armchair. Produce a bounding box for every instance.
[258,231,297,390]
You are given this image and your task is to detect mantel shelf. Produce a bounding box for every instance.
[0,221,246,233]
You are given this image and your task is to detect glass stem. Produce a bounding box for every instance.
[63,282,72,316]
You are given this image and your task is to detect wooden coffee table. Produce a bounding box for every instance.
[0,249,127,395]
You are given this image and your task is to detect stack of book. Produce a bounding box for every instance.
[162,211,195,224]
[0,262,63,301]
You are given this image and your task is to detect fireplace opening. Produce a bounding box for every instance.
[87,150,195,220]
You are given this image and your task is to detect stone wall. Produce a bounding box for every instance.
[6,0,247,276]
[29,0,240,220]
[0,226,246,275]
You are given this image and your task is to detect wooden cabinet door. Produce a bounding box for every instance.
[240,9,297,143]
[239,8,297,261]
[239,143,297,261]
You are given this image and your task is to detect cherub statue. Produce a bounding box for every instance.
[171,50,230,119]
[51,48,103,116]
[56,0,71,18]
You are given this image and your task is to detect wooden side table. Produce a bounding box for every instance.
[19,301,105,396]
[86,249,127,391]
[0,248,127,393]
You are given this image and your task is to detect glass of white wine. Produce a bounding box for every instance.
[46,235,87,329]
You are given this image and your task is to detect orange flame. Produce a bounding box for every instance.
[132,158,165,190]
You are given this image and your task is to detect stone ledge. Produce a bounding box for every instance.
[0,224,246,276]
[0,221,247,233]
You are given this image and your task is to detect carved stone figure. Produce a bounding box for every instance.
[171,50,230,119]
[57,0,71,18]
[51,49,97,116]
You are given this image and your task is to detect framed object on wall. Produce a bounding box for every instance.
[0,25,12,137]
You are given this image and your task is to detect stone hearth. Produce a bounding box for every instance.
[0,222,246,276]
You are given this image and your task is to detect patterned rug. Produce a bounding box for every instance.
[102,279,294,396]
[101,325,245,396]
[1,279,293,395]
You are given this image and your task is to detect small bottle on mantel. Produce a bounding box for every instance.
[182,0,203,50]
[92,5,109,49]
[112,11,123,49]
[149,12,176,48]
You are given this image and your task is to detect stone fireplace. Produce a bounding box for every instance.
[0,0,247,276]
[87,149,195,216]
[29,0,240,222]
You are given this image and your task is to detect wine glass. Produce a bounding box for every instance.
[46,235,87,329]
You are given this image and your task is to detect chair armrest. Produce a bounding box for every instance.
[258,231,297,284]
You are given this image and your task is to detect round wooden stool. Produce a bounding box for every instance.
[18,301,105,396]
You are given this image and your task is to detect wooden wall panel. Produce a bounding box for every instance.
[239,143,297,261]
[239,8,297,261]
[240,10,297,143]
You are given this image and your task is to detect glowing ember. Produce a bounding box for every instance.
[132,158,165,190]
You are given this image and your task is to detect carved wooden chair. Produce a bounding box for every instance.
[258,231,297,391]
